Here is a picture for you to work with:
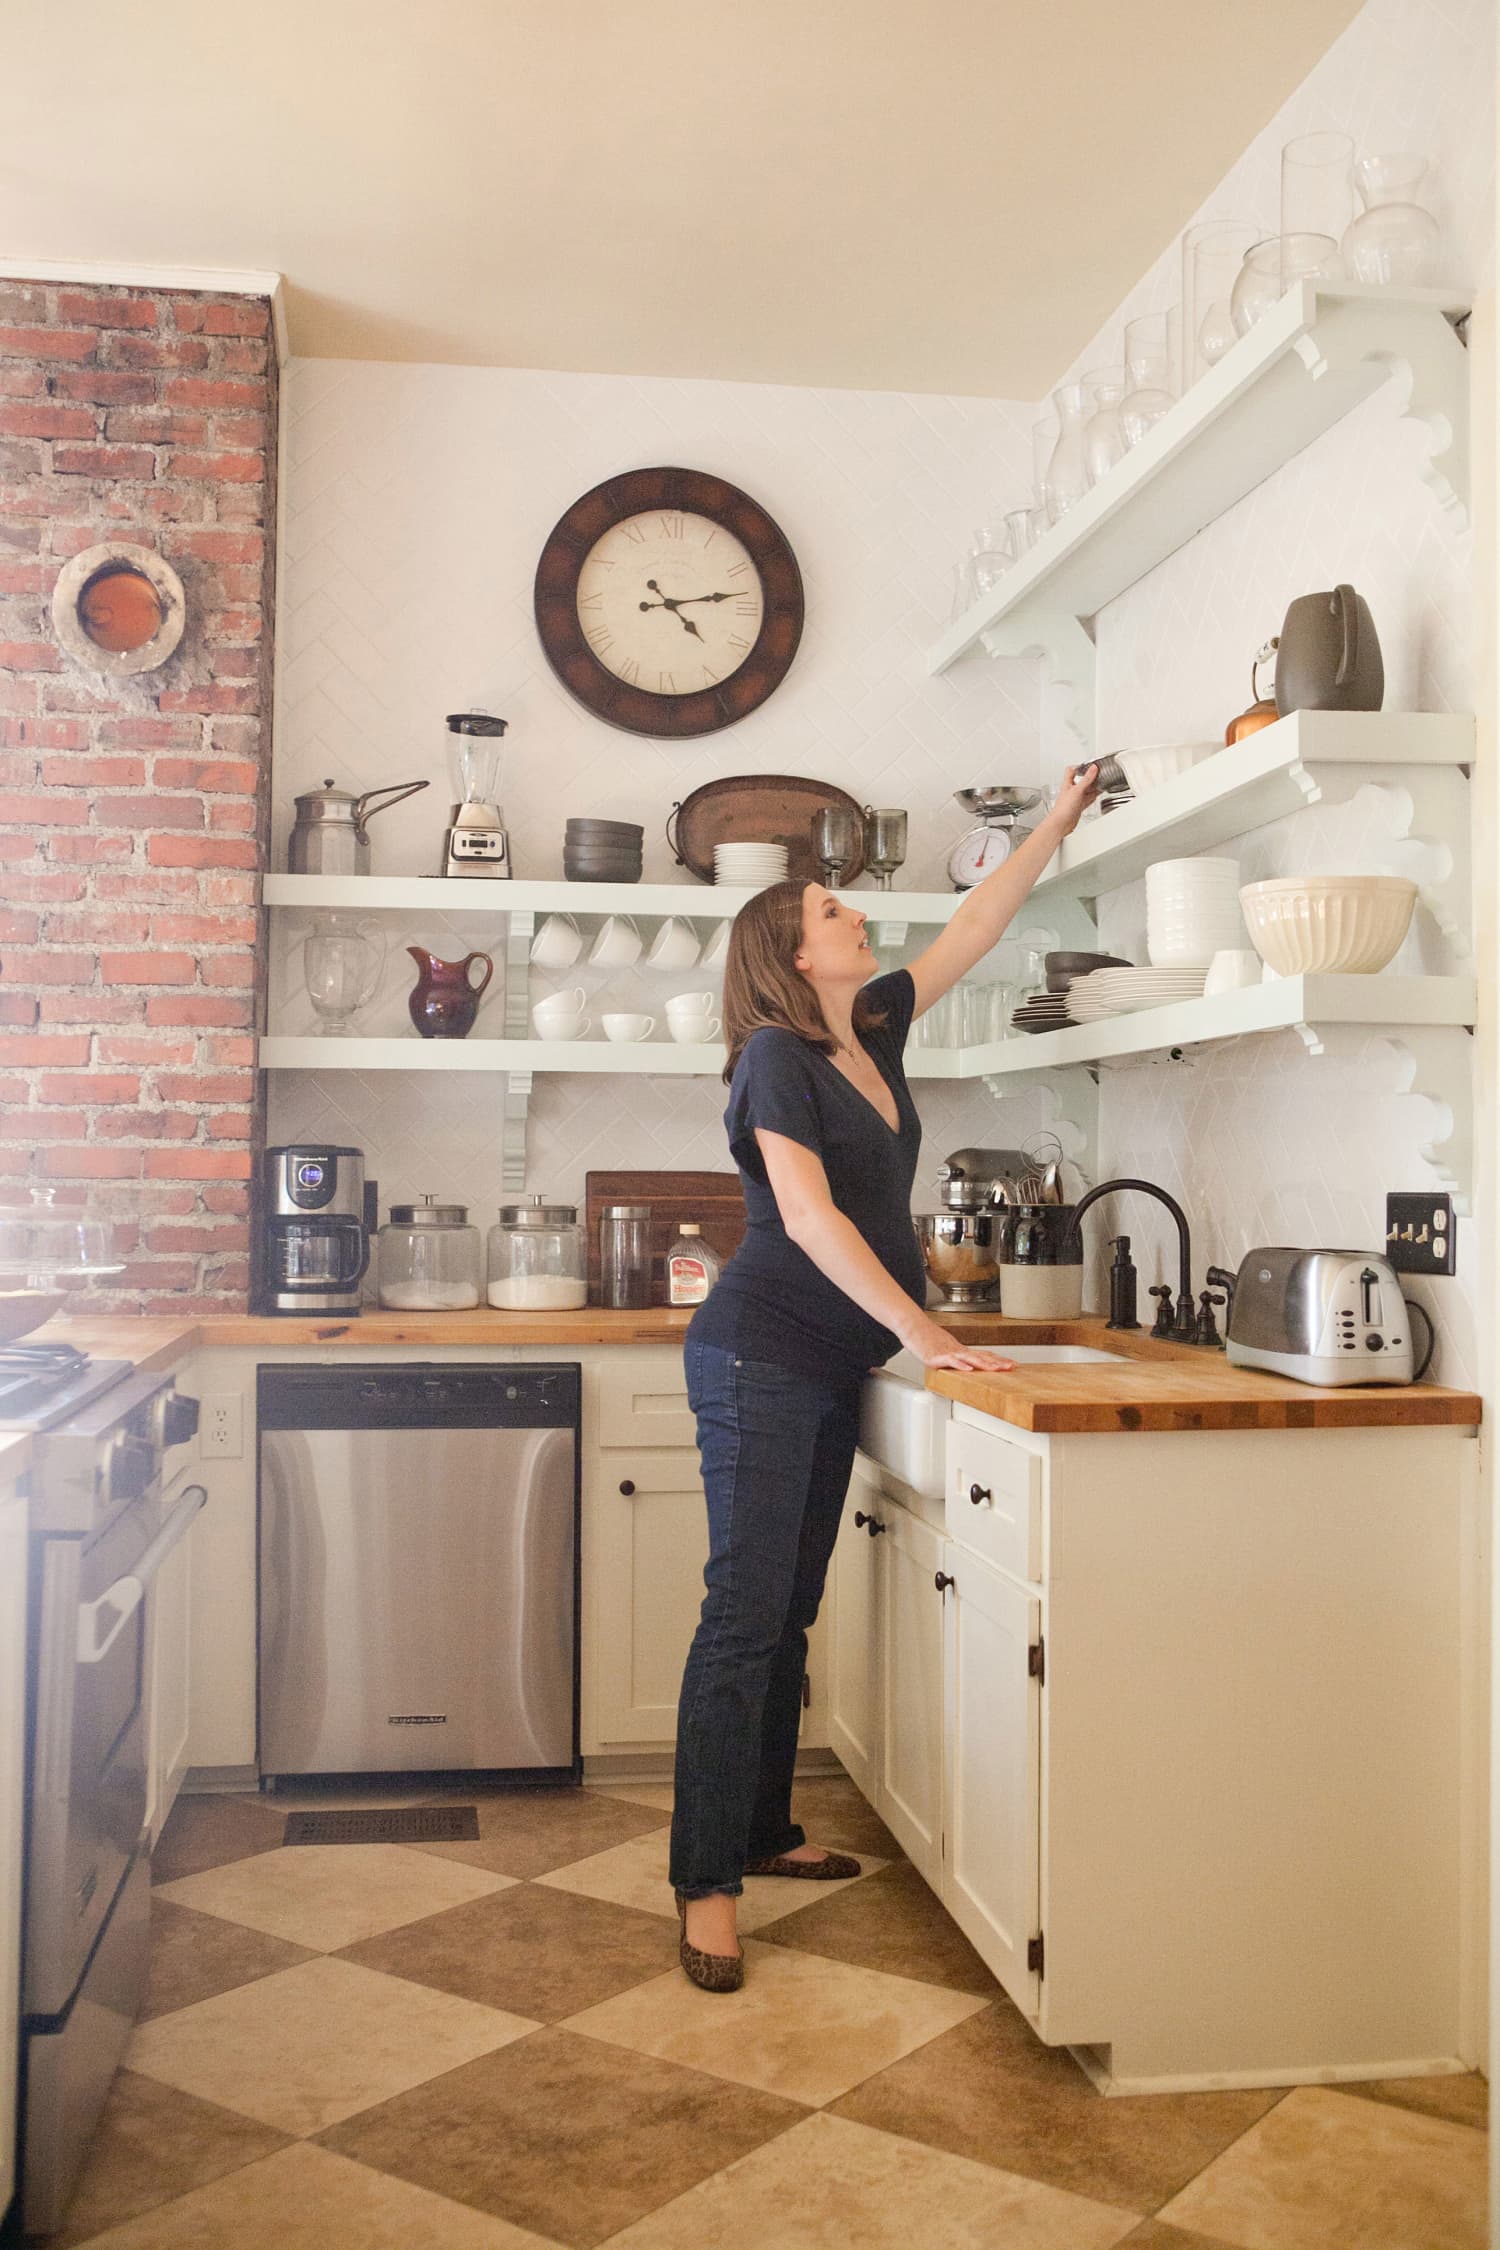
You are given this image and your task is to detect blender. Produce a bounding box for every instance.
[440,711,511,878]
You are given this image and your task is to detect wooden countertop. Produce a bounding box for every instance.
[28,1308,1481,1433]
[925,1316,1482,1433]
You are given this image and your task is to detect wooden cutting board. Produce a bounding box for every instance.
[585,1171,746,1304]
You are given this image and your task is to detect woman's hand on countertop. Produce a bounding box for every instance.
[904,1319,1015,1373]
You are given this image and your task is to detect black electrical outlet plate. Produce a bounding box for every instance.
[1384,1192,1457,1276]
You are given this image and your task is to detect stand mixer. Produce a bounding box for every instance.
[440,711,511,878]
[946,785,1044,890]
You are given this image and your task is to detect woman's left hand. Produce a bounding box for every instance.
[922,1345,1017,1374]
[1045,763,1101,839]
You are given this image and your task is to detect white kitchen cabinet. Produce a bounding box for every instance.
[941,1542,1042,2016]
[0,1470,27,2218]
[874,1499,945,1890]
[587,1446,709,1748]
[827,1465,883,1801]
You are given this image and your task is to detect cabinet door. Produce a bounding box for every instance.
[876,1502,945,1888]
[147,1511,194,1847]
[593,1353,696,1449]
[942,1543,1042,2014]
[0,1486,26,2215]
[588,1450,708,1746]
[827,1470,884,1801]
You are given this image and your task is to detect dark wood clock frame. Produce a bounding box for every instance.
[533,466,804,739]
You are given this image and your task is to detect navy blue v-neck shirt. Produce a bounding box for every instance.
[688,969,925,1384]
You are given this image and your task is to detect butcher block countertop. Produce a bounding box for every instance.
[30,1307,1481,1432]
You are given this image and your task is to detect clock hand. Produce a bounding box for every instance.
[679,615,704,640]
[640,578,683,615]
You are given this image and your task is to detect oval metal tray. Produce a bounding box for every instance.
[666,773,867,886]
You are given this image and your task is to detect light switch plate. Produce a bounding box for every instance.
[1384,1193,1456,1276]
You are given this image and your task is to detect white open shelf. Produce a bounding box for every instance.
[262,874,961,923]
[926,283,1470,748]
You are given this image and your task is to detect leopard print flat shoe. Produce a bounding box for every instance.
[675,1892,744,1993]
[743,1850,862,1879]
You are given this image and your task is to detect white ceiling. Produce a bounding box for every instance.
[4,0,1363,397]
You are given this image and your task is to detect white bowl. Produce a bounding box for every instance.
[1238,875,1418,975]
[1116,742,1219,794]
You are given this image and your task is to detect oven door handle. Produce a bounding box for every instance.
[76,1483,208,1666]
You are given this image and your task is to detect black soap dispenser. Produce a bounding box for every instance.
[1107,1235,1140,1331]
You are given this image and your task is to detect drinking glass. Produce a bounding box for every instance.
[1342,154,1443,284]
[1182,221,1260,383]
[1002,507,1035,561]
[1280,131,1355,249]
[1031,417,1059,514]
[1045,384,1091,521]
[1081,369,1127,485]
[1230,232,1341,335]
[1121,311,1176,447]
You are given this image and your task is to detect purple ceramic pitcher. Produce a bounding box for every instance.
[407,946,494,1039]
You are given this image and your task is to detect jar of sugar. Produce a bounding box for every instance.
[487,1195,588,1310]
[377,1196,483,1310]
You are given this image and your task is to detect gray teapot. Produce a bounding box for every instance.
[1274,585,1384,716]
[287,777,429,875]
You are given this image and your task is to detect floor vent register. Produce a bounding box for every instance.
[282,1807,482,1846]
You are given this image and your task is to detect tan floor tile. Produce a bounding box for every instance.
[318,2023,806,2249]
[154,1842,515,1951]
[339,1880,679,2021]
[151,1793,286,1886]
[597,2110,1139,2250]
[1158,2083,1487,2250]
[1338,2066,1489,2133]
[535,1826,885,1931]
[788,1774,905,1859]
[759,1860,1000,1994]
[565,1936,986,2107]
[48,2069,289,2250]
[126,1955,537,2136]
[142,1896,318,2022]
[259,1778,456,1811]
[68,2141,557,2249]
[1116,2224,1244,2250]
[413,1784,669,1877]
[831,2004,1283,2211]
[588,1782,676,1812]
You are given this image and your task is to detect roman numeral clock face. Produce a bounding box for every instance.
[576,512,764,695]
[533,469,804,738]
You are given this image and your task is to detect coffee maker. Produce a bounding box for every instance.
[261,1145,368,1314]
[440,711,511,878]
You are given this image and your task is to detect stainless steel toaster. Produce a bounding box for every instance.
[1225,1247,1416,1386]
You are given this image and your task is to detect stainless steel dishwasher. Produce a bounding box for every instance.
[257,1363,580,1781]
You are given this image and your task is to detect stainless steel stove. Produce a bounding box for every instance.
[0,1343,131,1433]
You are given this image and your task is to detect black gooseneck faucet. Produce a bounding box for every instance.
[1066,1178,1199,1343]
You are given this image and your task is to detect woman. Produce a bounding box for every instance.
[670,764,1100,1989]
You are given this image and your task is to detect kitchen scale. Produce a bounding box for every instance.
[440,711,511,878]
[946,785,1045,889]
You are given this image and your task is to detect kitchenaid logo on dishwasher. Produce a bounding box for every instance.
[388,1714,448,1726]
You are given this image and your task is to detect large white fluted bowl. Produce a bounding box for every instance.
[1238,875,1418,975]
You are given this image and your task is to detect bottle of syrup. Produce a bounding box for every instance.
[667,1223,721,1306]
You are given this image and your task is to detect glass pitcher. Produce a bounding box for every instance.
[303,912,385,1035]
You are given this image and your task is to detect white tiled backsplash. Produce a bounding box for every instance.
[271,0,1491,1377]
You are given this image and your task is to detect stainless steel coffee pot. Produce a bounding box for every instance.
[287,777,430,876]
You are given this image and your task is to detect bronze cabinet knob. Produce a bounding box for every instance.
[619,1479,636,1496]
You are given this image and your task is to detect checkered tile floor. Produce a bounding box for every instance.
[50,1775,1487,2248]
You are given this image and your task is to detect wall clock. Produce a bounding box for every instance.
[534,467,804,738]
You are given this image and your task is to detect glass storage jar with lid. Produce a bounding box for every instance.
[487,1195,587,1310]
[377,1196,482,1309]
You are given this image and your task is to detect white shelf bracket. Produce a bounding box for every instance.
[501,1070,534,1193]
[979,608,1097,752]
[1371,1026,1474,1214]
[503,910,536,1041]
[872,918,909,950]
[1013,897,1103,955]
[979,1063,1099,1171]
[1294,298,1470,522]
[1289,763,1472,963]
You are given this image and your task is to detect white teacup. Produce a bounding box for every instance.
[665,990,716,1017]
[532,1008,591,1041]
[1203,948,1264,997]
[645,917,700,970]
[701,920,732,969]
[669,1015,721,1043]
[530,913,582,970]
[590,915,643,969]
[602,1012,656,1043]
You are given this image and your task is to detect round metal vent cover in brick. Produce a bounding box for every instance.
[51,540,187,676]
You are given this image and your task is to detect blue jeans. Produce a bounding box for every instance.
[670,1339,862,1900]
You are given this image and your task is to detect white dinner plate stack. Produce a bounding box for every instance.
[1145,856,1245,968]
[714,841,789,889]
[1066,966,1208,1018]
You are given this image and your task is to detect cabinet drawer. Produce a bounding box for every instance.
[946,1420,1043,1582]
[595,1355,695,1449]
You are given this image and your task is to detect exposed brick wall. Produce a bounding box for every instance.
[0,281,276,1312]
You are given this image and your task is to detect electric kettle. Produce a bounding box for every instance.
[1274,585,1384,716]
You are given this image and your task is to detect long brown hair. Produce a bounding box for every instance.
[721,877,887,1082]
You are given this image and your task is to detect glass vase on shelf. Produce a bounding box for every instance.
[1031,416,1058,520]
[1280,130,1356,249]
[1120,310,1177,447]
[1182,220,1260,384]
[1002,507,1036,562]
[1230,232,1341,335]
[1045,384,1091,522]
[1341,154,1444,284]
[969,520,1012,597]
[303,911,385,1035]
[1081,369,1127,486]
